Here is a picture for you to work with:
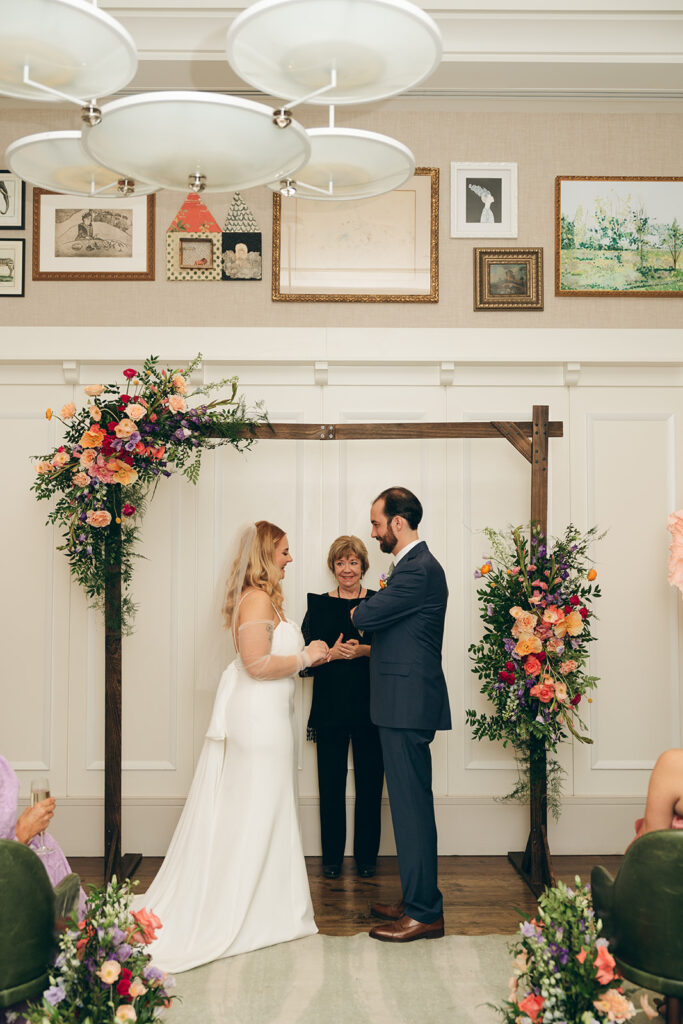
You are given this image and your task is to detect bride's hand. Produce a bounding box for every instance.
[305,640,329,667]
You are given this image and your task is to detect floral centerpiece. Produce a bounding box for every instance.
[466,525,602,812]
[32,354,267,631]
[501,879,639,1024]
[25,878,175,1024]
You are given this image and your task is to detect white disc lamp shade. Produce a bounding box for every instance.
[273,128,415,200]
[6,131,158,197]
[0,0,137,103]
[226,0,442,105]
[82,92,312,193]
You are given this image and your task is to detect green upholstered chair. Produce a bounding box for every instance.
[0,838,79,1009]
[591,830,683,1024]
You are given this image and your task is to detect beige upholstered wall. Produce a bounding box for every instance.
[1,103,682,331]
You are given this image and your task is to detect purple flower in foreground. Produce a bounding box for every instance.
[143,965,165,983]
[520,920,538,938]
[115,942,133,962]
[111,927,127,946]
[487,603,494,616]
[474,570,482,579]
[44,985,66,1005]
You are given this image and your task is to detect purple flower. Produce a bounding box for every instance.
[115,943,133,961]
[143,965,165,982]
[487,603,494,616]
[520,920,538,938]
[503,638,516,653]
[44,985,66,1005]
[111,927,126,945]
[474,570,482,579]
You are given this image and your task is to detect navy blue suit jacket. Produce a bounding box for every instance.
[353,541,451,731]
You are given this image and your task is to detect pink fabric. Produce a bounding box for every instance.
[667,510,683,592]
[634,814,683,837]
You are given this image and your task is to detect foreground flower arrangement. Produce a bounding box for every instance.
[501,879,636,1024]
[32,354,267,630]
[26,878,175,1024]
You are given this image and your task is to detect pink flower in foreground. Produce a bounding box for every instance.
[131,907,162,944]
[593,988,634,1022]
[594,944,616,984]
[667,510,683,593]
[60,402,76,420]
[86,509,112,528]
[518,993,544,1023]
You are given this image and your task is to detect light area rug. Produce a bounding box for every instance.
[163,933,653,1024]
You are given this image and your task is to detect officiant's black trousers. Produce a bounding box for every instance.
[378,726,443,924]
[315,723,384,867]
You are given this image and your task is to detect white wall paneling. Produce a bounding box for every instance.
[3,354,681,856]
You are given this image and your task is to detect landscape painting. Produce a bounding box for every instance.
[556,176,683,296]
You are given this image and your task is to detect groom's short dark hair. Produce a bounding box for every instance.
[375,487,423,530]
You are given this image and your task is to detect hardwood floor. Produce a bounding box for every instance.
[70,853,622,936]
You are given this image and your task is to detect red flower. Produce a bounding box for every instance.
[150,412,158,422]
[570,693,581,706]
[123,368,137,379]
[122,503,136,516]
[564,604,573,615]
[107,422,118,432]
[58,446,65,453]
[569,595,580,606]
[579,607,589,619]
[537,651,546,661]
[119,394,131,405]
[123,455,134,466]
[117,978,131,997]
[505,661,515,672]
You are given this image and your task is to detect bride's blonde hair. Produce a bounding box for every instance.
[222,520,286,627]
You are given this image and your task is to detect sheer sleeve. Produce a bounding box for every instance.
[238,618,310,680]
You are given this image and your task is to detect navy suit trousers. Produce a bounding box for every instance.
[378,725,443,923]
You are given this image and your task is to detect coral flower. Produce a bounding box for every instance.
[84,384,105,396]
[560,659,578,675]
[515,632,542,656]
[61,402,76,420]
[52,451,70,468]
[97,960,121,984]
[542,605,564,625]
[114,418,138,439]
[131,907,162,944]
[530,680,555,703]
[35,461,52,474]
[172,374,187,394]
[554,681,568,702]
[518,993,544,1023]
[594,944,616,984]
[86,509,112,528]
[524,655,542,677]
[80,426,104,449]
[89,404,102,421]
[576,947,587,963]
[555,609,584,638]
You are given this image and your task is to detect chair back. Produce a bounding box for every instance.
[591,830,683,996]
[0,838,55,1008]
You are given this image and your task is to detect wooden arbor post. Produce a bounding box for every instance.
[103,406,561,890]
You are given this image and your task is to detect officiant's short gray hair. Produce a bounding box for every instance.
[375,487,423,530]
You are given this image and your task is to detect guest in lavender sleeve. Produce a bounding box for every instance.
[0,756,86,917]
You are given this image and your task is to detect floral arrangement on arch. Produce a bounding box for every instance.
[466,525,602,810]
[32,354,267,630]
[25,878,174,1024]
[500,878,645,1024]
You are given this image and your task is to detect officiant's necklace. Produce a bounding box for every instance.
[337,584,362,599]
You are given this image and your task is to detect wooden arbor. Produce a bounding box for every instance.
[104,404,561,896]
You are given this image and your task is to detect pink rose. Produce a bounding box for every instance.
[73,472,89,487]
[168,394,186,414]
[172,374,187,395]
[86,509,112,528]
[559,658,578,675]
[61,402,76,419]
[84,384,105,397]
[126,403,146,421]
[131,907,162,944]
[114,418,137,439]
[52,451,70,468]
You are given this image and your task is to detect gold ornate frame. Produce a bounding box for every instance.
[474,247,543,311]
[272,167,439,303]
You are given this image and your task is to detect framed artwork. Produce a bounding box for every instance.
[474,247,543,310]
[222,233,262,280]
[451,162,517,238]
[0,239,25,297]
[0,171,25,229]
[556,175,683,296]
[32,189,155,280]
[272,167,439,303]
[166,231,222,281]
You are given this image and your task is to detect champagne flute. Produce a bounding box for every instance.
[30,776,51,855]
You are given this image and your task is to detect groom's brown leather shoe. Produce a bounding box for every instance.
[369,915,445,943]
[370,899,405,920]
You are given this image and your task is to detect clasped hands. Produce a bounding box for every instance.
[304,632,362,668]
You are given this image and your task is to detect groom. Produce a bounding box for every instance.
[351,486,451,942]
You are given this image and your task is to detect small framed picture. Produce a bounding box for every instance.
[0,171,26,230]
[451,162,517,238]
[179,237,215,270]
[0,238,25,296]
[474,247,543,310]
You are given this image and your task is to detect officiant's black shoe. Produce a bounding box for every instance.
[322,863,341,879]
[370,899,405,920]
[369,915,444,943]
[356,863,376,878]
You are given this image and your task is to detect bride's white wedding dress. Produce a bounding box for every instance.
[135,611,317,973]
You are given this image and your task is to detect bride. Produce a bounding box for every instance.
[135,521,329,973]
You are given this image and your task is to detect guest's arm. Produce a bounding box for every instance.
[639,748,683,838]
[15,798,55,844]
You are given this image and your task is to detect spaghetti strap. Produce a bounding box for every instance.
[271,602,284,623]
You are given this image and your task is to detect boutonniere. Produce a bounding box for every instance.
[379,562,395,589]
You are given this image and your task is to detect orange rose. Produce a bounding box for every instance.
[480,563,491,575]
[84,384,105,397]
[524,655,542,677]
[554,609,584,638]
[515,632,542,656]
[61,402,76,419]
[86,509,112,528]
[80,426,104,449]
[114,418,137,439]
[587,568,597,581]
[530,680,555,703]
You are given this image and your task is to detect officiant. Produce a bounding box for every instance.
[302,536,384,880]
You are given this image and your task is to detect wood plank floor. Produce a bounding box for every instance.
[70,854,622,936]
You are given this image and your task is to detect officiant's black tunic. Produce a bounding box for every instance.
[302,592,384,869]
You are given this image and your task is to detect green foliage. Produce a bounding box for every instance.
[31,354,268,632]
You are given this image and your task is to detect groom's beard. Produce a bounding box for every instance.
[378,523,397,554]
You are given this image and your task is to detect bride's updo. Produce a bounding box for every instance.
[222,520,286,627]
